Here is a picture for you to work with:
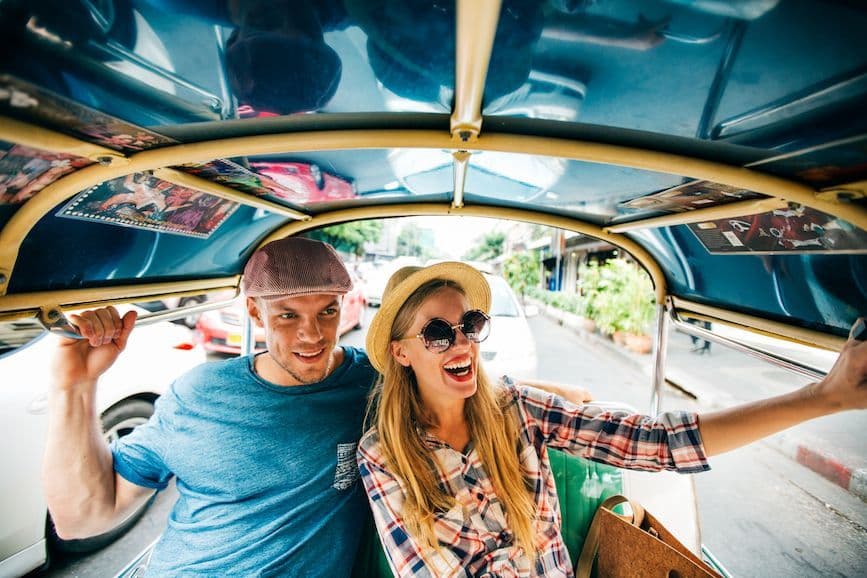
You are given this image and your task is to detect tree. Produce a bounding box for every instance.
[463,231,505,262]
[396,222,430,259]
[311,221,383,256]
[503,252,541,302]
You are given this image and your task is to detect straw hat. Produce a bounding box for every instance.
[365,262,491,373]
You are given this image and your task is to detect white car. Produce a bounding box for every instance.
[480,274,539,380]
[0,307,206,577]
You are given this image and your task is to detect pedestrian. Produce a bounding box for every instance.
[357,261,867,577]
[43,238,587,576]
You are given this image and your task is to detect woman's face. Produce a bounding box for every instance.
[392,286,479,406]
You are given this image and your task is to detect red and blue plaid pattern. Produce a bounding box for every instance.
[357,380,709,577]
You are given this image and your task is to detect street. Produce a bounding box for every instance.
[37,308,867,577]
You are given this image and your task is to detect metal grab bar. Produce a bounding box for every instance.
[669,309,828,382]
[39,293,238,340]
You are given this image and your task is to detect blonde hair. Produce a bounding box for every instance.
[366,279,536,557]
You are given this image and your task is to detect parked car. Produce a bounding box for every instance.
[195,281,367,355]
[0,307,205,577]
[480,273,538,380]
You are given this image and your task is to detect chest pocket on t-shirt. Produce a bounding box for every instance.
[333,442,360,491]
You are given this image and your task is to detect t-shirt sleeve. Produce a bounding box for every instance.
[110,387,177,490]
[504,378,709,474]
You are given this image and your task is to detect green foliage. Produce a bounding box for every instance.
[528,259,656,335]
[463,231,505,262]
[503,252,541,300]
[586,260,655,335]
[313,221,383,256]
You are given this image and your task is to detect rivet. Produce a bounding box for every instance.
[0,273,6,284]
[97,156,114,166]
[47,309,61,320]
[459,130,472,142]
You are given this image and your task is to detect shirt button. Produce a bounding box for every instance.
[476,492,485,501]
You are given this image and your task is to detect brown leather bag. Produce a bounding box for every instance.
[576,495,720,578]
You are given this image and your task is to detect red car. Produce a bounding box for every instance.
[196,284,367,355]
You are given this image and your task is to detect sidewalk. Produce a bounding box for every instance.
[534,304,867,502]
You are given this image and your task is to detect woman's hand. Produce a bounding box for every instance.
[810,318,867,412]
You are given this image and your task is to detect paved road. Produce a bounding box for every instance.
[37,309,867,577]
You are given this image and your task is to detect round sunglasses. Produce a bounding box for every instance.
[408,309,491,353]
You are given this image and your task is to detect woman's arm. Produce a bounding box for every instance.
[699,334,867,456]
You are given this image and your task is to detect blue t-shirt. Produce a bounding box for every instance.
[111,347,377,577]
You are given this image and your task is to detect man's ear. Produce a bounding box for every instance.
[246,297,265,328]
[390,340,412,367]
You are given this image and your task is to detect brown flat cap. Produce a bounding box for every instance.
[242,237,352,298]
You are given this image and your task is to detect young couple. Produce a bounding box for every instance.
[47,237,867,577]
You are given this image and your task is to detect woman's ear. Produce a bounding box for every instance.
[390,340,412,367]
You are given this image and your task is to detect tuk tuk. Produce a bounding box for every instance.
[0,0,864,576]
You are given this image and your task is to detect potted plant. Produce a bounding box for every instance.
[589,260,656,354]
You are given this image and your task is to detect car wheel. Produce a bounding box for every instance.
[176,296,206,328]
[48,399,157,554]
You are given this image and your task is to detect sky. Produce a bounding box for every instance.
[408,215,504,259]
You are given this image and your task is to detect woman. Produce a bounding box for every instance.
[357,262,867,577]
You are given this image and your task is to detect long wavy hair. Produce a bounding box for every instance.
[366,279,536,557]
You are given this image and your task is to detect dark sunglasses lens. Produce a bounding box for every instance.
[421,319,456,352]
[461,310,490,343]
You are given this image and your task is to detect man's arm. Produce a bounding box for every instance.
[42,307,154,539]
[700,325,867,457]
[516,378,593,404]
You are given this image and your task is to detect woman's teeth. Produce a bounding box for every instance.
[444,361,471,376]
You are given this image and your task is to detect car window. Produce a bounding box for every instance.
[487,276,520,318]
[0,319,47,358]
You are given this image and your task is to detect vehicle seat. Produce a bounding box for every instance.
[350,449,623,576]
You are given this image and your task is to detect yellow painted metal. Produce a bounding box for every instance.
[604,197,787,233]
[816,180,867,202]
[258,203,669,305]
[153,168,310,221]
[2,125,866,297]
[0,116,127,164]
[451,0,502,141]
[0,277,240,319]
[671,297,846,352]
[452,150,471,209]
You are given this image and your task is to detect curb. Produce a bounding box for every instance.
[532,302,867,503]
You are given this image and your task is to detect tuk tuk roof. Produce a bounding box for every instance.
[0,0,865,347]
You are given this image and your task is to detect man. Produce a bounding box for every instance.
[44,237,377,576]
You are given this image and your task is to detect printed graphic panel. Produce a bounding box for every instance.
[688,206,867,254]
[58,173,239,238]
[0,142,92,205]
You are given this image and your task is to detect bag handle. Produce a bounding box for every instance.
[575,495,645,578]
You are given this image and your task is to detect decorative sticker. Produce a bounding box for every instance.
[0,74,176,153]
[250,161,357,204]
[0,142,92,205]
[57,173,239,238]
[688,206,867,254]
[619,180,764,214]
[180,158,288,198]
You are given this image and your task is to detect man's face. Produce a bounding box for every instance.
[247,293,342,385]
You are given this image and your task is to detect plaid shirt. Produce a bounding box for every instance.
[356,379,709,577]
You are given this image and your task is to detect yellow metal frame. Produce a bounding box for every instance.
[0,277,239,323]
[671,297,846,352]
[451,0,501,141]
[2,121,866,297]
